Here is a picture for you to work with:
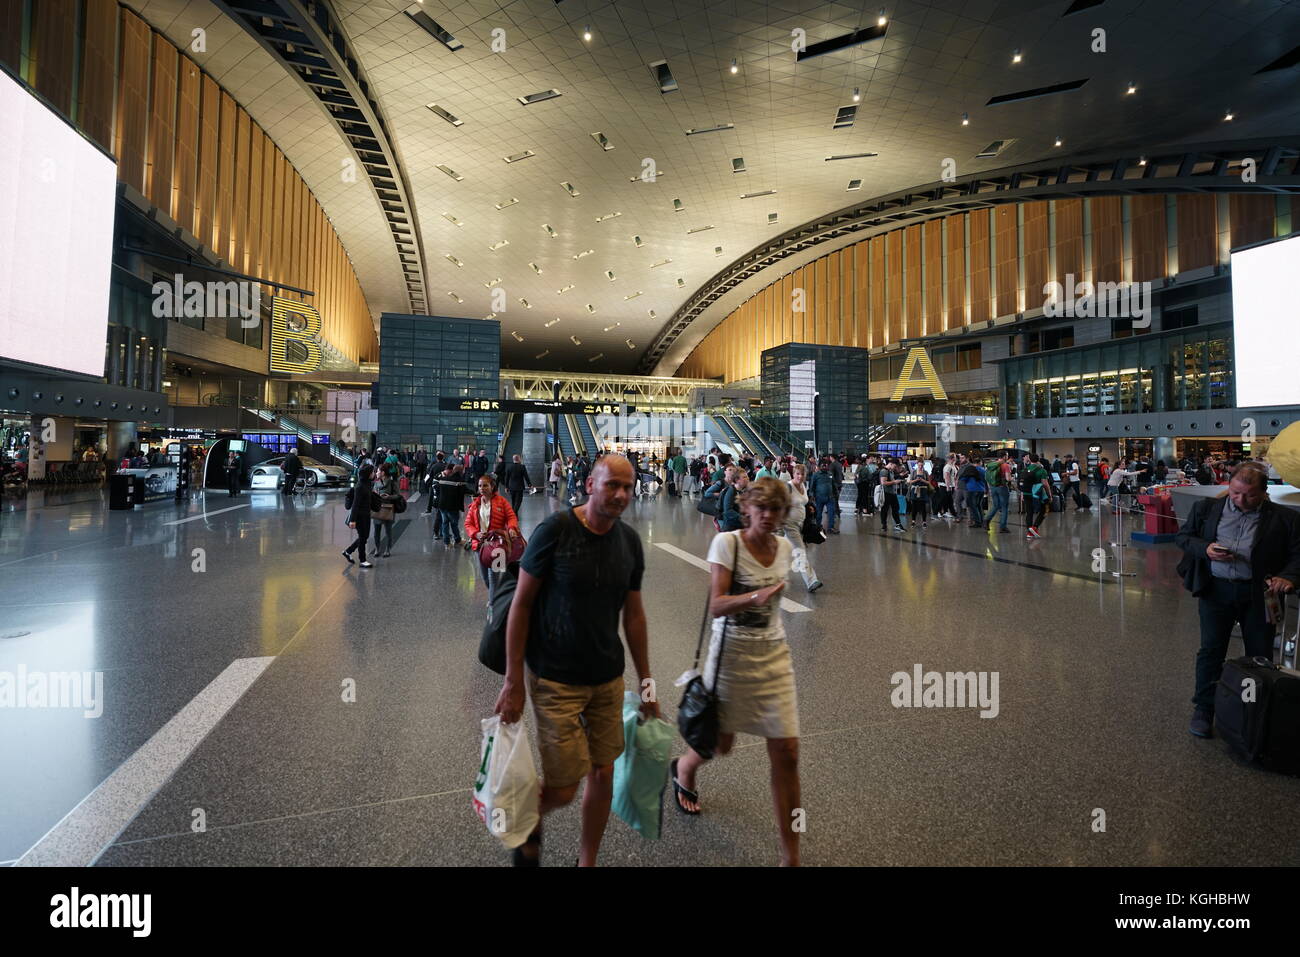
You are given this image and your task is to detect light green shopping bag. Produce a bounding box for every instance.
[612,691,674,839]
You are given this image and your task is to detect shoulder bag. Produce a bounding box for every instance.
[676,534,741,758]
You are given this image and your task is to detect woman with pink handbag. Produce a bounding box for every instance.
[466,474,523,603]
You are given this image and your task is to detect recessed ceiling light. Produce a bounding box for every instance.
[585,304,596,313]
[582,25,592,42]
[518,89,562,106]
[878,8,887,26]
[1223,109,1234,121]
[647,309,656,319]
[851,87,861,102]
[1126,82,1137,95]
[1012,48,1022,64]
[650,258,672,268]
[587,353,604,363]
[561,181,580,197]
[730,58,739,75]
[503,150,535,163]
[624,291,643,300]
[603,322,621,331]
[442,212,463,226]
[714,246,723,256]
[684,123,733,136]
[595,211,622,223]
[436,164,464,181]
[483,276,502,287]
[1053,136,1062,147]
[740,189,776,199]
[961,112,969,126]
[542,224,557,237]
[447,291,463,303]
[591,131,614,151]
[686,224,714,234]
[488,239,509,250]
[529,262,542,274]
[672,198,684,212]
[633,236,644,247]
[511,331,524,341]
[626,339,636,350]
[535,349,550,359]
[629,171,667,182]
[573,249,594,260]
[544,318,560,327]
[426,103,462,126]
[1138,156,1147,166]
[732,157,746,173]
[824,152,878,161]
[847,179,862,190]
[484,313,497,320]
[446,254,464,267]
[604,270,616,281]
[676,277,685,287]
[518,298,532,308]
[570,335,583,345]
[404,7,463,52]
[768,212,779,223]
[557,284,574,294]
[494,197,519,210]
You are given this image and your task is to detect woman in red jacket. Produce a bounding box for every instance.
[464,474,521,601]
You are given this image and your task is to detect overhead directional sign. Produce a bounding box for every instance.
[884,413,1000,427]
[437,397,633,415]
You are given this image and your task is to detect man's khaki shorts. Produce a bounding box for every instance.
[527,671,625,789]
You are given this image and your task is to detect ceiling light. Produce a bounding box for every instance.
[518,89,562,106]
[650,60,678,94]
[446,254,464,267]
[595,211,622,223]
[511,331,524,342]
[447,291,463,303]
[483,276,502,287]
[650,258,672,268]
[518,298,532,308]
[484,313,497,320]
[587,353,604,363]
[740,189,776,199]
[488,239,509,250]
[1012,49,1022,64]
[961,112,969,126]
[591,131,613,151]
[426,103,462,126]
[436,164,463,181]
[585,304,596,313]
[570,335,582,345]
[1138,156,1147,166]
[686,224,714,234]
[852,87,861,102]
[494,197,519,210]
[1223,109,1234,121]
[732,157,746,173]
[824,152,878,161]
[847,179,862,190]
[629,171,667,182]
[624,291,643,300]
[684,123,733,136]
[560,181,580,197]
[672,198,684,212]
[648,310,657,318]
[878,8,887,26]
[542,224,557,238]
[730,58,739,74]
[605,270,616,281]
[503,150,535,163]
[625,340,636,350]
[528,262,542,274]
[1054,136,1062,147]
[544,318,560,327]
[1126,82,1137,94]
[582,25,591,42]
[556,284,574,294]
[676,277,685,287]
[603,323,621,332]
[633,236,644,247]
[714,246,723,256]
[442,212,463,226]
[404,7,463,51]
[573,249,594,260]
[535,350,550,359]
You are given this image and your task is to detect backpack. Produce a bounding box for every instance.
[1019,465,1038,494]
[987,461,1006,488]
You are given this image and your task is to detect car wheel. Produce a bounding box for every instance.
[305,473,318,487]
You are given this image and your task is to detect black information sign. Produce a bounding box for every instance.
[883,413,1000,427]
[437,398,633,415]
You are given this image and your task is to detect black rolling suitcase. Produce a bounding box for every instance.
[1049,488,1064,512]
[1074,490,1092,509]
[1214,597,1300,774]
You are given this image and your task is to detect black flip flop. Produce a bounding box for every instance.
[670,758,701,816]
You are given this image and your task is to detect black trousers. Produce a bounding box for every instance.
[880,493,901,528]
[510,489,524,513]
[226,469,240,496]
[1194,577,1275,712]
[344,518,371,561]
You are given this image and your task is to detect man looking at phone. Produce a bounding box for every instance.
[1175,462,1300,738]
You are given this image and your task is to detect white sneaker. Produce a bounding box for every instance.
[359,561,373,568]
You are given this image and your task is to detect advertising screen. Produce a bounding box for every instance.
[0,69,116,377]
[1231,233,1300,408]
[789,360,817,431]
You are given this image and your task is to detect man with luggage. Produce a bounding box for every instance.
[494,455,657,866]
[1175,462,1300,738]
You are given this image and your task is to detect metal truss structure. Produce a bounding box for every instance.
[211,0,429,315]
[501,369,721,411]
[637,139,1300,374]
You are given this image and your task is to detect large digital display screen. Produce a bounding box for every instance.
[789,360,816,432]
[1232,233,1300,408]
[0,69,116,377]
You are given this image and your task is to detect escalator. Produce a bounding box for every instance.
[701,415,741,461]
[727,415,778,459]
[501,413,524,462]
[576,415,599,456]
[707,414,749,456]
[557,414,579,459]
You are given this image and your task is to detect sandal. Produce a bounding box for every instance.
[670,758,701,816]
[511,823,542,866]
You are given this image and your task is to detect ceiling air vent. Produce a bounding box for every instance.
[517,89,562,106]
[824,152,878,161]
[796,24,887,63]
[986,79,1088,106]
[404,7,463,51]
[732,157,746,173]
[685,123,733,136]
[591,131,614,150]
[650,60,678,94]
[833,105,857,129]
[503,150,535,163]
[975,139,1016,158]
[436,164,463,181]
[426,104,462,127]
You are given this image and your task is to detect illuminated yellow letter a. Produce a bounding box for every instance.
[890,347,948,401]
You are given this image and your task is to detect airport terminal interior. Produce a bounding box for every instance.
[3,0,1300,869]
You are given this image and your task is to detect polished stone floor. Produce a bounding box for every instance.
[1,482,1296,866]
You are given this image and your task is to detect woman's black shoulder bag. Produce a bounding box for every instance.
[676,534,741,759]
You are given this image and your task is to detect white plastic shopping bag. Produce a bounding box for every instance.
[472,715,540,849]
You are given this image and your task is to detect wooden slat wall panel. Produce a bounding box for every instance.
[33,0,76,115]
[272,148,287,287]
[146,35,176,211]
[853,241,868,347]
[923,221,942,337]
[79,0,117,151]
[258,132,274,282]
[196,74,219,252]
[869,236,886,345]
[1230,194,1275,249]
[838,247,852,346]
[781,272,793,344]
[1022,201,1049,303]
[904,225,922,339]
[233,108,251,272]
[994,205,1017,317]
[945,214,966,330]
[0,0,21,76]
[760,285,771,354]
[886,230,903,343]
[1091,196,1123,284]
[1054,199,1083,286]
[827,252,841,345]
[1130,194,1166,282]
[792,266,806,342]
[173,56,200,232]
[1177,195,1216,272]
[969,209,990,324]
[115,10,151,195]
[215,91,236,262]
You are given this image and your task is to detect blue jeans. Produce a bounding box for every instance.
[438,509,461,544]
[984,486,1010,530]
[815,496,837,532]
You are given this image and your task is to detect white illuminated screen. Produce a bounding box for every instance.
[789,359,817,431]
[0,69,116,377]
[1231,233,1300,409]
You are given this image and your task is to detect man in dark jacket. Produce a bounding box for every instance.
[281,450,302,494]
[1175,462,1300,738]
[423,451,448,514]
[504,454,532,513]
[472,450,490,481]
[808,460,838,534]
